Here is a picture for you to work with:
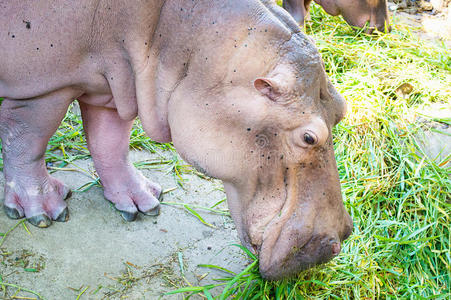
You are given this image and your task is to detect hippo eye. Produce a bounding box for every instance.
[303,132,317,145]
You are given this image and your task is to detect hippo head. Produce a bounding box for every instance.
[314,0,390,32]
[164,5,353,280]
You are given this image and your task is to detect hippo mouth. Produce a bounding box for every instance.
[257,191,338,280]
[224,150,351,280]
[256,168,316,279]
[250,165,349,280]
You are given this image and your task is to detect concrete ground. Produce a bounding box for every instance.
[0,151,249,299]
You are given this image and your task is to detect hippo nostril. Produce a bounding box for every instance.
[251,243,259,255]
[331,242,341,256]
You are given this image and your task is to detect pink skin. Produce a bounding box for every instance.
[0,0,163,227]
[0,93,161,226]
[0,92,75,227]
[79,99,161,221]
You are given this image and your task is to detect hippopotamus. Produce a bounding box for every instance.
[282,0,390,32]
[0,0,353,279]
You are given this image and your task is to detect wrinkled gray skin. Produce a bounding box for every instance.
[0,0,352,279]
[283,0,390,32]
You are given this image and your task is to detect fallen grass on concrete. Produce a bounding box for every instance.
[0,3,449,299]
[0,220,44,299]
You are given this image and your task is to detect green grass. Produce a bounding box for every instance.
[0,3,450,300]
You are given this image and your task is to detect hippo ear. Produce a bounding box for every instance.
[254,78,281,101]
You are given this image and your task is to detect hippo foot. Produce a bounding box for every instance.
[101,166,161,222]
[3,177,71,228]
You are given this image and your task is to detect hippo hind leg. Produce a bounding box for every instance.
[0,94,75,228]
[78,99,161,222]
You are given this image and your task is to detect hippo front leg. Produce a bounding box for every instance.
[0,94,75,228]
[78,100,161,221]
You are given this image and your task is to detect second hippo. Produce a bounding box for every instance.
[283,0,390,32]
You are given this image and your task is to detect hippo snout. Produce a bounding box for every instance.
[341,5,391,34]
[260,233,351,280]
[259,208,353,280]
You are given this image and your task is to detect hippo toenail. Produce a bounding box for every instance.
[120,210,138,222]
[64,190,72,200]
[28,214,52,228]
[142,205,160,216]
[55,207,70,222]
[4,205,24,219]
